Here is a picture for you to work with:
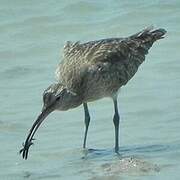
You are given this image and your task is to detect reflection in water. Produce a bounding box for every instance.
[69,147,162,179]
[73,143,179,179]
[1,0,180,179]
[81,143,172,160]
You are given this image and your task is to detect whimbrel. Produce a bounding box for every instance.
[20,27,166,159]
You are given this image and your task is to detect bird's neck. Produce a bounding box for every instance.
[68,93,82,109]
[59,90,82,111]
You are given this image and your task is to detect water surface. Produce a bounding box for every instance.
[0,0,180,179]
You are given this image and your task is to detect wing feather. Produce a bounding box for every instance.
[56,27,166,92]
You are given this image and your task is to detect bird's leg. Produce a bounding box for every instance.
[83,103,90,149]
[113,98,120,153]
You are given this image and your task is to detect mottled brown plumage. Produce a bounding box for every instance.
[56,27,166,102]
[20,27,166,159]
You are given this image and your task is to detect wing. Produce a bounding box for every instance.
[55,27,166,92]
[83,26,165,65]
[81,27,166,85]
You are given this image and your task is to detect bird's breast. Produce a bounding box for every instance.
[82,68,121,102]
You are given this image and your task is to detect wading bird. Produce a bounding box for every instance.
[20,27,166,159]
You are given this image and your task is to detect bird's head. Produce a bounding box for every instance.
[20,83,81,159]
[42,83,74,111]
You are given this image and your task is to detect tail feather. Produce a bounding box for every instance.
[150,28,167,40]
[131,26,167,41]
[129,27,167,55]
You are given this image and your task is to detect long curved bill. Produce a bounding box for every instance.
[19,107,53,160]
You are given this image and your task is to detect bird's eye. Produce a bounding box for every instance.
[55,89,67,101]
[56,95,61,101]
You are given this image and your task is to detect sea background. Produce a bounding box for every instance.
[0,0,180,179]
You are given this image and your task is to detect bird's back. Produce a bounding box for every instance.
[56,27,166,101]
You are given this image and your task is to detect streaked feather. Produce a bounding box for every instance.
[55,27,166,101]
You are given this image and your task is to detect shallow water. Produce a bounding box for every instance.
[0,0,180,179]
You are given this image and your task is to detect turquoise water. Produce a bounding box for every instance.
[0,0,180,179]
